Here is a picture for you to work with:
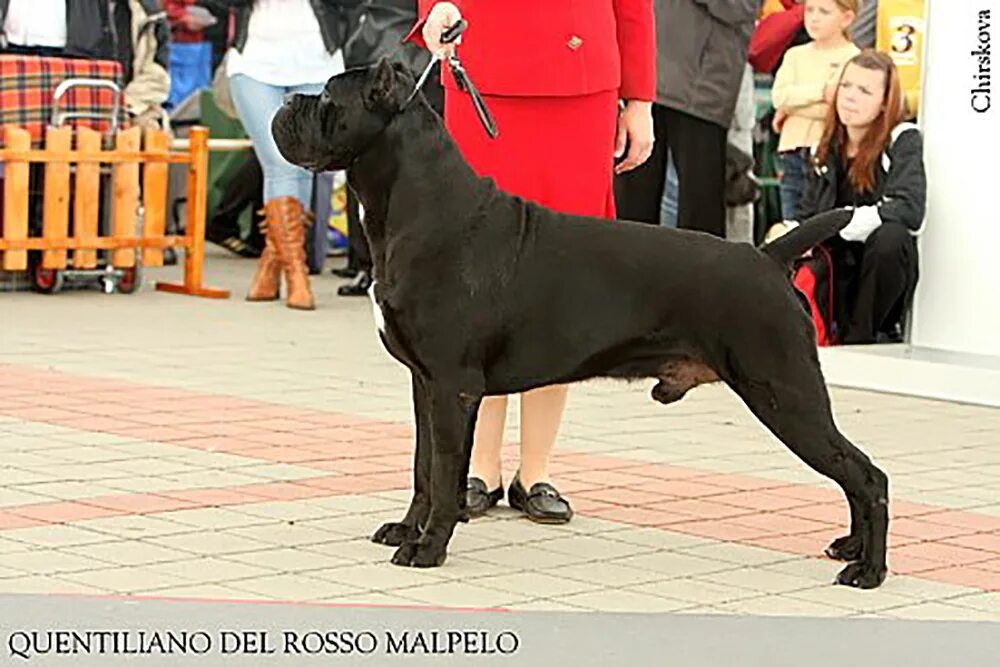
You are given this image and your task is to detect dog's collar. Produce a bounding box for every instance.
[347,22,496,169]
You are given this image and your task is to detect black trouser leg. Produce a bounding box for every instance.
[614,105,728,236]
[346,187,372,274]
[843,224,919,344]
[664,107,728,238]
[613,104,670,225]
[209,155,264,241]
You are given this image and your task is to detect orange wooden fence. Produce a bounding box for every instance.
[0,125,229,298]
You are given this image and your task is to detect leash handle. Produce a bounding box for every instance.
[448,56,499,139]
[441,19,467,44]
[405,18,498,139]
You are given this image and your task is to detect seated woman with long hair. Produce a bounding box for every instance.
[776,49,927,344]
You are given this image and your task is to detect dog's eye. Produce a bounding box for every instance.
[320,91,331,105]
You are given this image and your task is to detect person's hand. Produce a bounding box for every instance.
[772,108,788,133]
[614,100,654,174]
[182,6,216,31]
[422,2,463,57]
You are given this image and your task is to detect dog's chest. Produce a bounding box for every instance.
[368,282,420,369]
[368,279,387,334]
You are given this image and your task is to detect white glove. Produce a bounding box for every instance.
[839,206,882,243]
[764,219,799,244]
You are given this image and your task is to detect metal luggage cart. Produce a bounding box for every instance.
[27,77,143,295]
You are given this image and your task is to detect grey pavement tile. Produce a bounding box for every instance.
[390,581,526,609]
[538,561,667,588]
[3,525,111,549]
[610,552,737,579]
[555,589,694,613]
[224,574,364,602]
[474,571,603,598]
[625,578,765,606]
[0,576,113,596]
[0,548,115,575]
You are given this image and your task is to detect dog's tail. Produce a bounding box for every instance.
[760,209,853,268]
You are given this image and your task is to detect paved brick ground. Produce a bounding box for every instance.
[1,250,999,619]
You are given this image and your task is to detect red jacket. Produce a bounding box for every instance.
[406,0,655,100]
[748,3,805,74]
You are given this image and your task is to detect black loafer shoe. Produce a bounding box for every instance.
[466,477,503,518]
[331,267,359,279]
[337,270,373,297]
[507,473,573,524]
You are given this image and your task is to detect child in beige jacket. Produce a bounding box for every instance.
[772,0,860,219]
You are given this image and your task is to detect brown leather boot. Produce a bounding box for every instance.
[246,211,280,302]
[267,196,316,311]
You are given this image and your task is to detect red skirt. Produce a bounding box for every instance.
[444,89,619,219]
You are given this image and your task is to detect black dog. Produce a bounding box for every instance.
[725,144,760,208]
[272,60,889,589]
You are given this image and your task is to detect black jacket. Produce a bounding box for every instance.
[0,0,114,59]
[341,0,425,70]
[0,0,168,91]
[200,1,432,98]
[200,0,361,56]
[795,123,927,234]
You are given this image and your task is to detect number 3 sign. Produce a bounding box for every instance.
[876,0,927,117]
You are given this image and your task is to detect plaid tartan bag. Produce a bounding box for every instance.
[0,54,128,146]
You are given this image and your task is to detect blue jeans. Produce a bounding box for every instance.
[659,150,679,228]
[778,148,809,220]
[228,74,325,205]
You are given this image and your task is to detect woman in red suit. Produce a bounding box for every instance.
[408,0,655,524]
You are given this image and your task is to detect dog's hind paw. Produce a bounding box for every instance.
[825,534,864,561]
[835,561,887,589]
[371,522,420,547]
[390,540,447,568]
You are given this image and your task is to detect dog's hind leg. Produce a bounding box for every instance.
[372,374,431,547]
[391,374,483,568]
[727,362,888,589]
[826,494,865,561]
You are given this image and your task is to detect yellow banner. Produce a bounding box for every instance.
[876,0,927,118]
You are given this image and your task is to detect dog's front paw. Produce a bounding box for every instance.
[390,540,447,568]
[835,561,887,589]
[371,522,420,547]
[825,534,864,561]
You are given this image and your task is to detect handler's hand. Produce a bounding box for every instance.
[615,100,654,174]
[422,2,463,58]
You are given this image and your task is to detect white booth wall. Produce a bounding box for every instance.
[910,0,999,357]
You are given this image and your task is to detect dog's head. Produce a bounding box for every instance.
[272,58,415,172]
[724,144,760,207]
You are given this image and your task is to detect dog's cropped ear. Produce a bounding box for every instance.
[364,57,400,112]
